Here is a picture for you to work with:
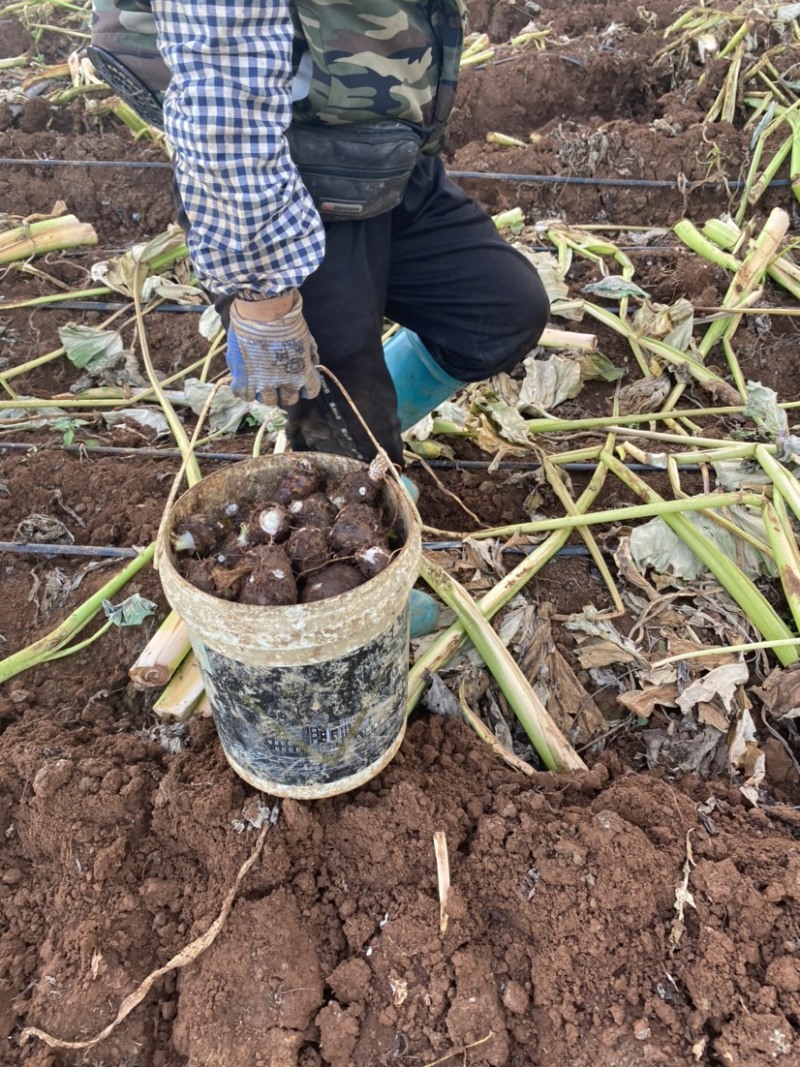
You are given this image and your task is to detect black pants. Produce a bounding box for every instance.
[191,155,549,465]
[295,155,549,463]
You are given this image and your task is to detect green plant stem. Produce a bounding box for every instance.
[418,555,587,772]
[653,636,800,667]
[407,456,605,711]
[762,494,800,633]
[698,208,790,359]
[755,445,800,524]
[600,451,798,666]
[0,215,97,264]
[45,620,113,661]
[581,301,733,394]
[674,219,745,271]
[0,545,155,683]
[541,456,623,613]
[0,286,114,311]
[455,491,763,542]
[133,263,201,486]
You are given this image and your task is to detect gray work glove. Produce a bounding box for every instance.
[227,291,322,408]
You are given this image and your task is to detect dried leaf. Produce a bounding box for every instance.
[90,225,187,296]
[578,351,623,382]
[547,648,606,741]
[728,707,765,804]
[633,298,694,352]
[423,674,462,719]
[484,401,532,445]
[666,638,738,672]
[463,537,506,579]
[516,612,604,743]
[575,638,637,669]
[630,507,776,581]
[669,831,696,950]
[617,683,678,719]
[512,248,569,305]
[198,304,223,340]
[141,276,204,303]
[70,349,147,392]
[712,458,771,492]
[102,408,170,437]
[566,608,641,662]
[676,662,749,718]
[517,354,582,413]
[613,538,658,600]
[616,374,671,415]
[753,664,800,720]
[697,701,729,732]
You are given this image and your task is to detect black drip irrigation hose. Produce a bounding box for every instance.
[448,171,793,191]
[27,300,207,313]
[0,541,139,559]
[0,156,792,192]
[0,440,697,474]
[3,243,685,313]
[0,539,600,561]
[0,158,173,170]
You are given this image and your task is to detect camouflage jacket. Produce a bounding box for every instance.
[91,0,466,154]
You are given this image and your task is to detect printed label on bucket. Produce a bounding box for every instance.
[197,608,410,789]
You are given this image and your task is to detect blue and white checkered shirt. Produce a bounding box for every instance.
[152,0,325,299]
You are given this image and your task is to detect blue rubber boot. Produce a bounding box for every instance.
[399,474,419,504]
[410,589,439,639]
[397,474,439,637]
[383,328,463,432]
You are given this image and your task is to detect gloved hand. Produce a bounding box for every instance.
[227,290,322,408]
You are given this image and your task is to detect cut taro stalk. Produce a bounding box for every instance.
[301,562,365,603]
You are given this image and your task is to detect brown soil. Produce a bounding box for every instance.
[1,2,800,1065]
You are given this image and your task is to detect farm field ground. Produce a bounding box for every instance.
[1,1,800,1065]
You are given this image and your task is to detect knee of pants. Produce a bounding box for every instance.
[436,265,550,383]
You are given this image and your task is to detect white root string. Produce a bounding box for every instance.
[20,822,270,1051]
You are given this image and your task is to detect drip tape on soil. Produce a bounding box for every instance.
[0,156,793,191]
[0,539,599,560]
[0,441,692,473]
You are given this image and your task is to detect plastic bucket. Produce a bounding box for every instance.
[157,454,421,800]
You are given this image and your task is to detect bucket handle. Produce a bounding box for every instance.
[317,364,410,505]
[154,380,227,572]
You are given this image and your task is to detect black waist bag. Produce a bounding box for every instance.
[286,121,422,221]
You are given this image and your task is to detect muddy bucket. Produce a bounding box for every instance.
[157,454,421,800]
